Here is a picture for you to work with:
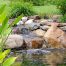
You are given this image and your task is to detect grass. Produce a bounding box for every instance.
[33,5,61,17]
[0,0,61,17]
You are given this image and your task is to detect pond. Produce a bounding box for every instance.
[11,49,66,66]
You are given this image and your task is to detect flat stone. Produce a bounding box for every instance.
[44,24,66,48]
[32,29,46,37]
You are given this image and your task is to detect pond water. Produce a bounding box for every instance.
[11,49,66,66]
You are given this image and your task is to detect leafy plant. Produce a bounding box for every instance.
[9,2,35,18]
[57,0,66,15]
[0,49,17,66]
[59,14,66,23]
[0,4,22,66]
[0,4,22,51]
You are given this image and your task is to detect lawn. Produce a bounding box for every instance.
[33,5,61,17]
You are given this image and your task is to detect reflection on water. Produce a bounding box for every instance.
[11,49,66,66]
[46,51,64,66]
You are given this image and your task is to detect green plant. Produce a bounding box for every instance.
[0,5,22,51]
[59,14,66,23]
[57,0,66,15]
[56,0,66,23]
[0,49,17,66]
[0,4,22,66]
[23,0,44,6]
[9,2,35,18]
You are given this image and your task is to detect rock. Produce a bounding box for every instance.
[9,18,15,25]
[32,25,39,30]
[44,23,66,48]
[22,17,28,22]
[27,49,50,54]
[32,29,46,37]
[52,15,62,20]
[27,23,40,30]
[25,19,34,24]
[12,27,20,34]
[17,21,23,25]
[44,15,49,19]
[24,36,44,49]
[48,19,53,22]
[40,19,48,23]
[33,20,41,23]
[52,15,62,23]
[60,23,66,26]
[60,26,66,31]
[34,15,41,20]
[40,25,49,31]
[50,22,59,26]
[46,22,59,26]
[40,21,60,26]
[5,34,23,48]
[28,15,41,20]
[17,17,28,25]
[42,44,47,48]
[32,40,43,49]
[21,27,30,35]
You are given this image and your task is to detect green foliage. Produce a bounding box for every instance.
[0,50,17,66]
[0,4,22,66]
[9,2,35,18]
[30,0,44,6]
[59,14,66,23]
[23,0,60,6]
[57,0,66,15]
[0,49,10,63]
[3,57,17,66]
[0,5,22,51]
[10,14,22,26]
[21,59,46,66]
[57,0,66,22]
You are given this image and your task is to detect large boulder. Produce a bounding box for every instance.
[5,34,23,48]
[32,29,46,37]
[24,36,44,49]
[44,23,66,48]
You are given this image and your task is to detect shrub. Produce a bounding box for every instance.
[9,2,35,18]
[57,0,66,15]
[57,0,66,22]
[23,0,44,6]
[59,14,66,23]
